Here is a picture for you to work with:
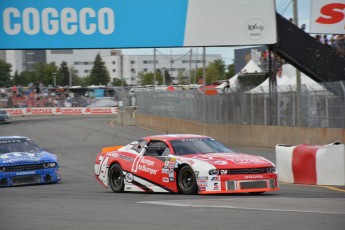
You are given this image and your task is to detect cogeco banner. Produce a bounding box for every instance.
[0,0,277,49]
[310,0,345,34]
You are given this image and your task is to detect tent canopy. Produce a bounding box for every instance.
[248,64,326,93]
[216,59,262,89]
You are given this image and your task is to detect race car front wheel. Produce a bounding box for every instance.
[178,165,198,195]
[109,163,125,193]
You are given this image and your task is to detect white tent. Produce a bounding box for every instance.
[216,59,262,90]
[248,64,326,93]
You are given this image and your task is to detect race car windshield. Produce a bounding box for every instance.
[170,138,234,156]
[0,139,42,154]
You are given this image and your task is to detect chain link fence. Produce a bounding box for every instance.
[135,81,345,128]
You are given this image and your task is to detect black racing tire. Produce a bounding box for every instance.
[108,163,125,193]
[178,165,198,195]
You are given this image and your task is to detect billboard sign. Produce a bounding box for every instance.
[0,0,277,49]
[310,0,345,34]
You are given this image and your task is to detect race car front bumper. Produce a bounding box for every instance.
[0,168,61,187]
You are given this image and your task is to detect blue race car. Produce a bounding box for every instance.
[0,136,60,187]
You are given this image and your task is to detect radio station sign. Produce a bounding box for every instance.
[310,0,345,34]
[0,0,277,49]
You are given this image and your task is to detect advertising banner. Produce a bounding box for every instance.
[310,0,345,34]
[0,0,277,49]
[4,107,119,116]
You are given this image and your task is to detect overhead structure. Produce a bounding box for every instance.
[275,13,345,83]
[0,0,277,49]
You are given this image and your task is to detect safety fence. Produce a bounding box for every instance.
[135,81,345,128]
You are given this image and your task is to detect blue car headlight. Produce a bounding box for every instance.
[43,162,57,168]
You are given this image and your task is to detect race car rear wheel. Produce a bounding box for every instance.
[178,165,198,195]
[109,163,125,193]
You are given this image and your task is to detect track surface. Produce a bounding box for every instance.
[1,116,344,230]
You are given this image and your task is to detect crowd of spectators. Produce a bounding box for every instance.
[0,85,92,109]
[314,34,345,57]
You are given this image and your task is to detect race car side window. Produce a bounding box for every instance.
[131,139,147,153]
[144,141,168,156]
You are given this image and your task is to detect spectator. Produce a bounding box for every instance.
[300,24,306,31]
[278,100,287,126]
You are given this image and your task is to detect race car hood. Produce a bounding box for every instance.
[186,153,273,168]
[0,151,57,165]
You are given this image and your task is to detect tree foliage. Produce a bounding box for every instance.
[112,78,127,87]
[138,71,163,86]
[0,59,12,87]
[58,61,70,86]
[90,54,110,85]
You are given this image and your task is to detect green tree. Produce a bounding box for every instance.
[138,71,162,86]
[112,78,127,86]
[19,71,37,86]
[206,59,226,84]
[33,62,58,86]
[13,71,20,86]
[226,63,235,79]
[177,71,188,85]
[90,54,110,85]
[0,59,12,87]
[58,61,70,86]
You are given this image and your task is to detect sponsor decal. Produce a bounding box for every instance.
[199,186,206,191]
[197,181,208,186]
[169,157,177,162]
[85,108,114,114]
[220,170,228,175]
[55,107,82,114]
[174,161,179,168]
[244,175,263,179]
[211,176,220,181]
[2,7,115,36]
[0,140,22,144]
[245,18,266,40]
[169,171,174,178]
[140,158,155,166]
[198,176,208,180]
[213,182,220,190]
[315,3,345,25]
[169,177,175,182]
[136,158,157,175]
[106,152,134,162]
[6,109,24,115]
[125,173,134,183]
[162,177,169,183]
[30,108,53,114]
[214,160,227,165]
[161,168,169,174]
[16,171,36,176]
[168,162,175,168]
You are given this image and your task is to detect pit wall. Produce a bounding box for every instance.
[135,113,345,148]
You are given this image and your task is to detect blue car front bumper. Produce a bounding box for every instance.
[0,168,61,187]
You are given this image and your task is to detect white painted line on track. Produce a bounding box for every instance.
[138,198,345,215]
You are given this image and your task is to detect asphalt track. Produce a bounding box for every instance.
[1,115,344,230]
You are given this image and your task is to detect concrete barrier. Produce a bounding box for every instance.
[117,106,136,126]
[135,114,345,147]
[276,142,345,186]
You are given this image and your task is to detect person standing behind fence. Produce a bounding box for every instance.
[278,100,287,126]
